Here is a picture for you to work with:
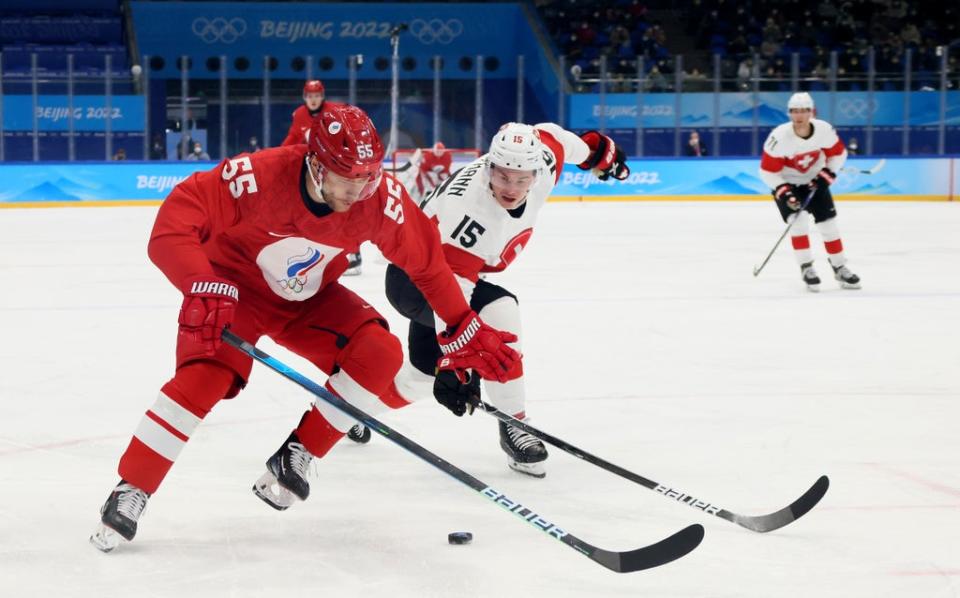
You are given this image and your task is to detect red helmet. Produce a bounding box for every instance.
[431,141,446,157]
[307,104,384,200]
[303,80,324,95]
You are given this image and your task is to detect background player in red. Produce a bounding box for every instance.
[411,142,455,200]
[89,105,519,552]
[281,79,327,146]
[759,92,861,291]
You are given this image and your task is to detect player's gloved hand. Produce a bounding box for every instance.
[433,369,481,417]
[811,167,837,190]
[177,275,239,364]
[774,183,802,211]
[437,311,520,383]
[578,131,630,181]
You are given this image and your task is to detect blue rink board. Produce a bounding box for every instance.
[0,157,955,203]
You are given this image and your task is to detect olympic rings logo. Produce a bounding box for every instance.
[409,18,463,45]
[276,277,306,294]
[191,17,247,44]
[837,99,876,119]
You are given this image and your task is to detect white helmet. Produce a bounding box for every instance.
[787,92,814,111]
[487,123,543,172]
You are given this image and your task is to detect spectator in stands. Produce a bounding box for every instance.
[112,148,127,161]
[150,135,166,161]
[185,142,210,161]
[248,136,261,153]
[643,65,668,91]
[685,131,708,157]
[847,138,860,155]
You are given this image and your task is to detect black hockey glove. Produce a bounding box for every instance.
[811,167,837,191]
[774,183,802,211]
[433,369,481,417]
[578,131,630,181]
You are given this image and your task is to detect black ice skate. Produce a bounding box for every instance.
[800,261,821,292]
[832,264,861,289]
[253,432,314,511]
[344,252,362,276]
[499,421,548,478]
[89,480,150,553]
[346,424,371,444]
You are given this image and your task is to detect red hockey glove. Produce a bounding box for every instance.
[811,167,837,190]
[578,131,630,181]
[774,183,802,211]
[437,311,520,383]
[176,275,238,365]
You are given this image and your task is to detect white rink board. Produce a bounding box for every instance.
[0,201,958,597]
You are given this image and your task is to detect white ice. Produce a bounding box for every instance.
[1,201,958,597]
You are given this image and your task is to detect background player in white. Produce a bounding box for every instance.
[350,123,629,477]
[759,92,861,292]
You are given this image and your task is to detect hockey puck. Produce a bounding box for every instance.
[447,532,473,545]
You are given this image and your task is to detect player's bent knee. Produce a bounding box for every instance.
[162,360,238,417]
[338,322,404,396]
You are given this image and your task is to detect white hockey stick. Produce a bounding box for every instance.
[842,158,886,175]
[752,187,817,277]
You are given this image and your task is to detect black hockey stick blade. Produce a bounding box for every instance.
[728,475,830,533]
[591,524,705,573]
[221,329,704,573]
[479,403,828,533]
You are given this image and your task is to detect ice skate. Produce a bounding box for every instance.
[832,264,861,289]
[499,421,548,478]
[90,481,150,553]
[253,432,314,511]
[801,261,821,292]
[344,252,362,276]
[346,424,371,444]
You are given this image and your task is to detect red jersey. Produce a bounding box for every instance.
[414,149,454,196]
[148,144,470,325]
[281,105,320,146]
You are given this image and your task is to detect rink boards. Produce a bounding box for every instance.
[0,157,956,207]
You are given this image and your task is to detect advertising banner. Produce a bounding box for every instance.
[0,158,953,206]
[1,95,145,132]
[569,91,960,129]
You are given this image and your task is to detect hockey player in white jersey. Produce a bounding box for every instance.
[352,123,629,477]
[759,92,861,291]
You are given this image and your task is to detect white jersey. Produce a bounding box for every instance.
[759,118,847,189]
[419,123,589,296]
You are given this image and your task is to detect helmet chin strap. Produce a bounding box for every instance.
[305,155,326,202]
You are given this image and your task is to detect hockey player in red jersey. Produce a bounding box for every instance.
[281,79,327,147]
[89,105,519,551]
[759,92,861,291]
[412,142,455,199]
[342,123,629,477]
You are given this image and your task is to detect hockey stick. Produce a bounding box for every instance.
[221,329,704,573]
[479,403,829,533]
[841,158,886,175]
[752,186,817,277]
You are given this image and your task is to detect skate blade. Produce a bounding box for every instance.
[805,284,821,293]
[839,281,861,290]
[508,460,546,479]
[252,471,301,511]
[89,523,124,553]
[343,266,362,277]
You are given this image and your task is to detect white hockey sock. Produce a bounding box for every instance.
[817,217,847,267]
[789,212,813,265]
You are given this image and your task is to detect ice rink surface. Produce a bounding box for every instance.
[1,201,958,597]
